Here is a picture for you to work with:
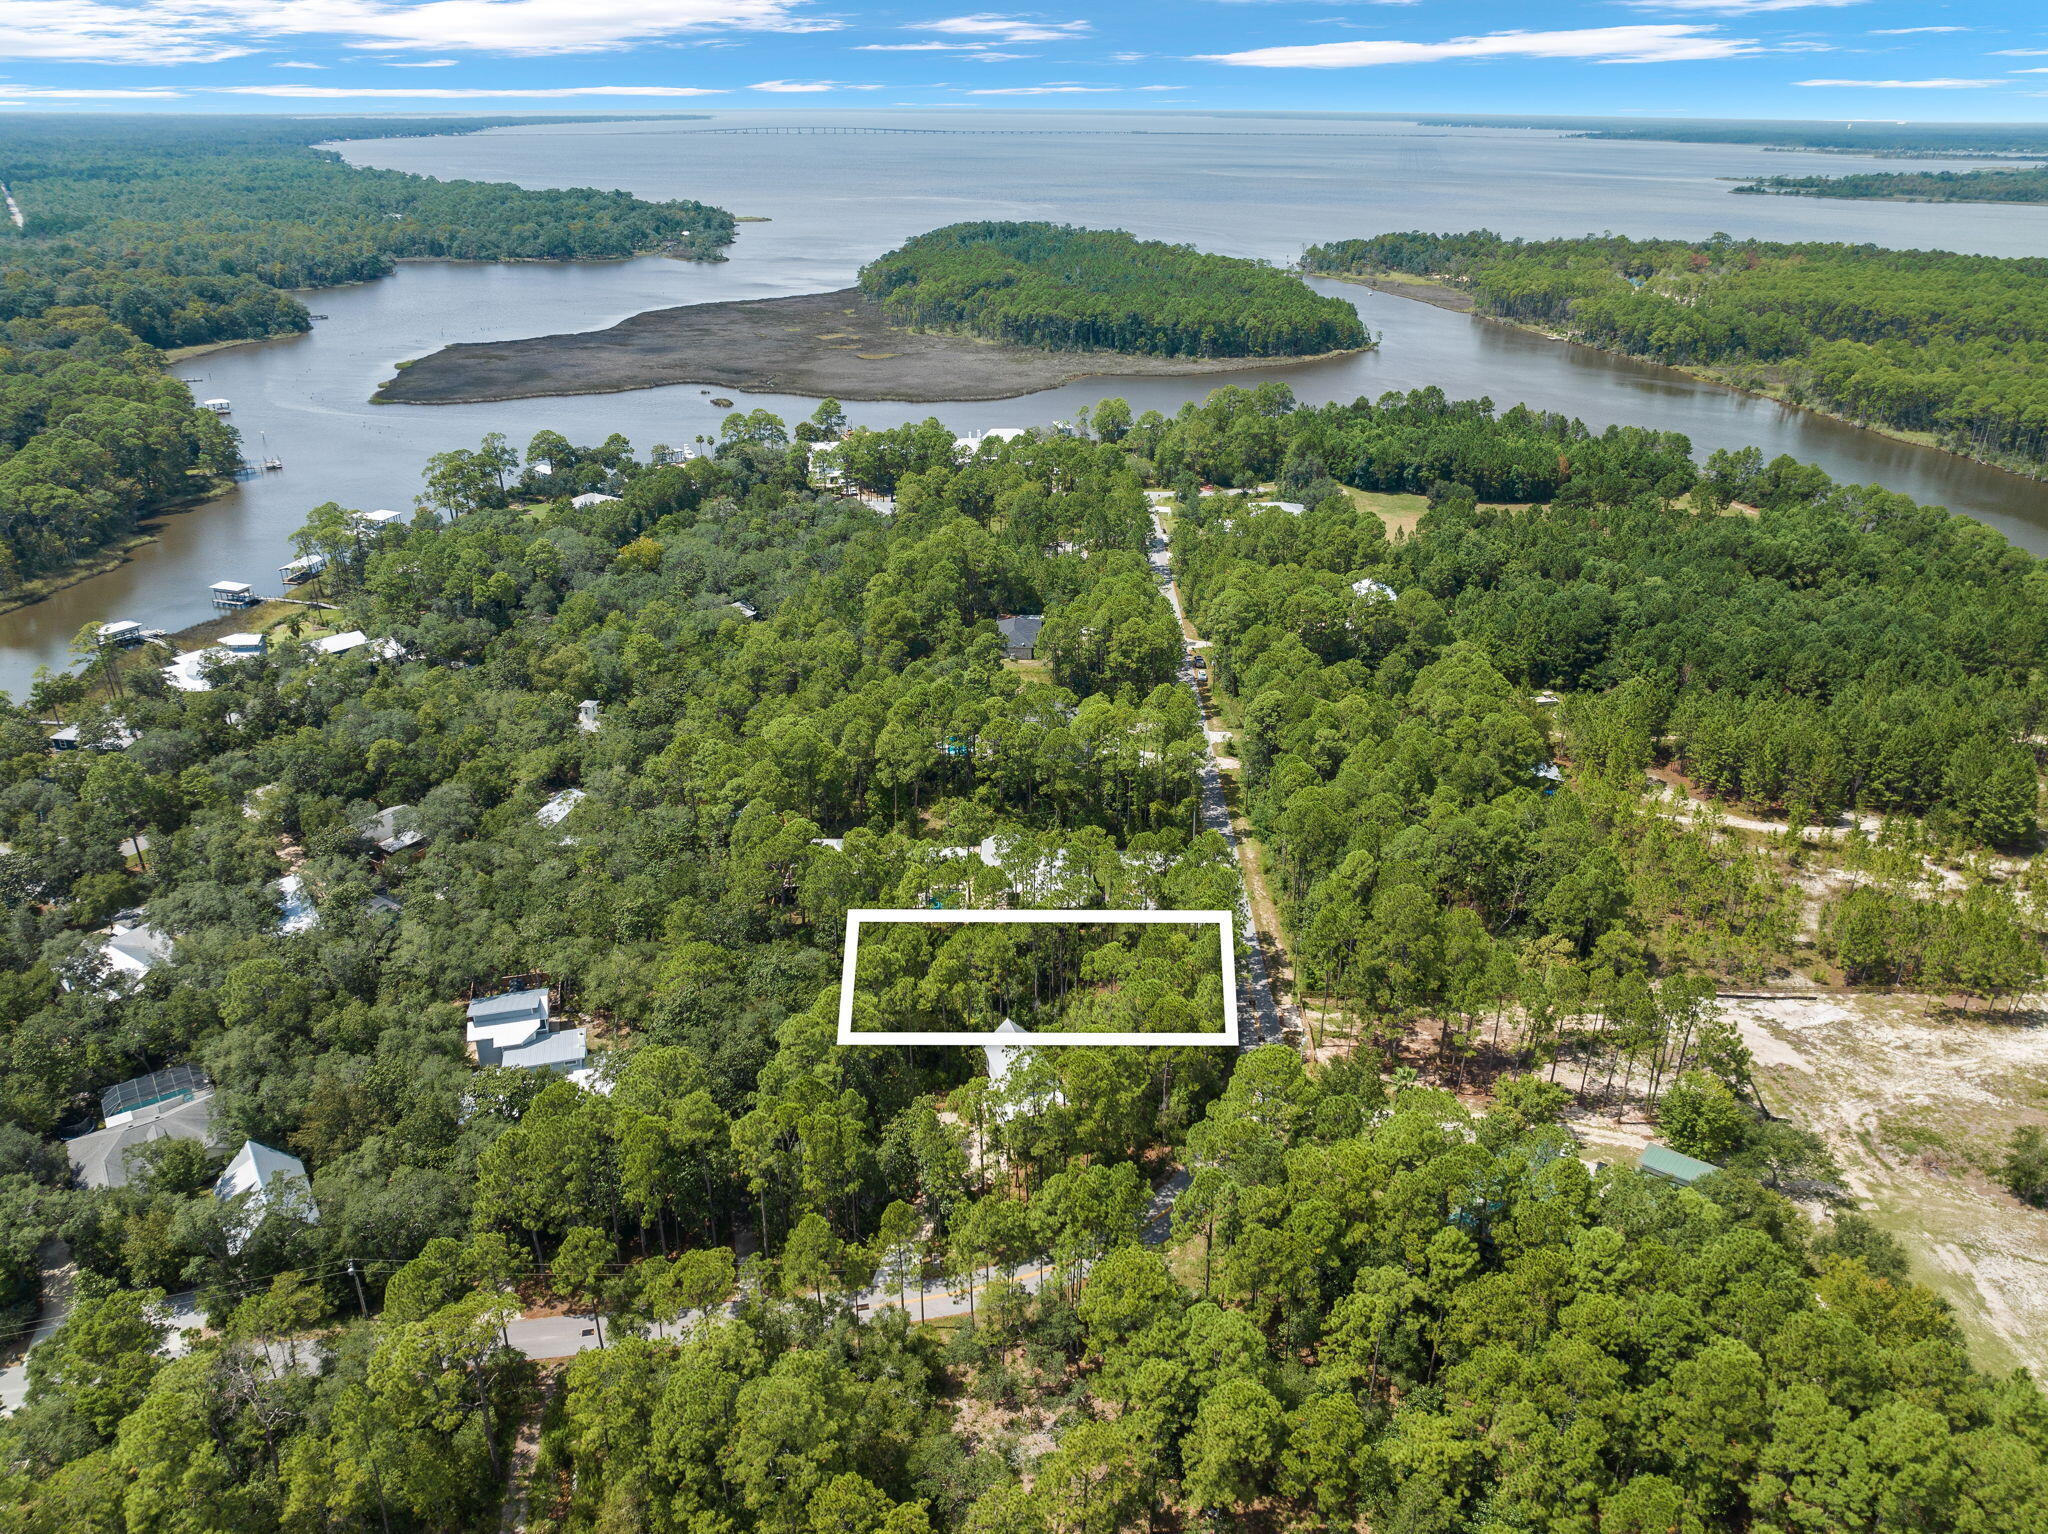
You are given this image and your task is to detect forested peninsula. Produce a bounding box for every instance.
[858,221,1369,358]
[0,114,731,600]
[1304,231,2048,476]
[1736,165,2048,205]
[1,385,2045,1529]
[381,223,1369,405]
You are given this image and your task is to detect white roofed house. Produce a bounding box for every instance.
[982,1020,1065,1122]
[313,630,404,661]
[536,788,586,828]
[215,1140,319,1255]
[274,873,317,934]
[570,492,620,508]
[1351,577,1397,602]
[71,916,173,992]
[364,805,426,859]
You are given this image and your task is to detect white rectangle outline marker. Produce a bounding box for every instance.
[837,908,1239,1048]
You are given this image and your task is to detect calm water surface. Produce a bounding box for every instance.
[5,112,2046,695]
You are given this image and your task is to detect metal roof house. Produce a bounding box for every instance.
[1250,500,1307,517]
[1639,1143,1720,1187]
[1351,577,1396,601]
[362,806,426,858]
[65,1068,216,1190]
[996,615,1044,661]
[500,1027,589,1075]
[576,700,601,734]
[95,919,173,987]
[536,788,585,828]
[465,987,553,1066]
[50,721,138,752]
[215,1140,319,1254]
[313,630,403,660]
[570,492,620,508]
[467,987,551,1030]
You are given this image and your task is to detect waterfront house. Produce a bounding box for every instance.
[49,721,138,752]
[996,615,1044,661]
[209,581,256,609]
[279,553,325,585]
[97,620,146,647]
[165,633,263,692]
[215,1140,319,1254]
[313,630,403,660]
[201,398,231,415]
[352,508,405,533]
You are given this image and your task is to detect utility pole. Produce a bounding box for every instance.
[347,1258,369,1318]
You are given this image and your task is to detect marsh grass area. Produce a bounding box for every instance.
[372,288,1362,406]
[848,919,1228,1036]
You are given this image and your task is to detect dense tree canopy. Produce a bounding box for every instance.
[1303,231,2048,472]
[0,114,734,595]
[0,386,2042,1530]
[1736,165,2048,206]
[860,222,1368,358]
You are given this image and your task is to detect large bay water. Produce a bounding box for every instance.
[5,110,2047,696]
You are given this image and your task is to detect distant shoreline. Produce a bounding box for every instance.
[372,288,1371,406]
[1336,271,2048,486]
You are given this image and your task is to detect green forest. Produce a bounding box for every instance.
[1302,231,2048,474]
[858,222,1369,359]
[0,115,732,598]
[1736,165,2048,205]
[0,384,2043,1529]
[850,920,1228,1036]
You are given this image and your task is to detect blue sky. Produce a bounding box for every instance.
[1,0,2044,118]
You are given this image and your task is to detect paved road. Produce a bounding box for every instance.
[1149,514,1293,1049]
[0,1172,1194,1385]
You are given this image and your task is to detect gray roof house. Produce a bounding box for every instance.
[66,1072,216,1190]
[500,1027,588,1075]
[215,1139,319,1254]
[362,806,426,858]
[996,615,1044,661]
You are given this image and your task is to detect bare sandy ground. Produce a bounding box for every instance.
[374,288,1365,406]
[1729,992,2048,1377]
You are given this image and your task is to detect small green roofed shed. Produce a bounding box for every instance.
[1639,1143,1720,1186]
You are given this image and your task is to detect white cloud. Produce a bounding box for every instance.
[0,0,836,67]
[386,56,460,65]
[1795,76,2007,87]
[749,78,845,89]
[1618,0,1860,11]
[219,82,726,95]
[965,83,1113,93]
[856,40,974,49]
[1990,49,2048,56]
[919,12,1090,44]
[1870,25,1968,33]
[272,58,325,66]
[1200,25,1761,69]
[0,83,185,95]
